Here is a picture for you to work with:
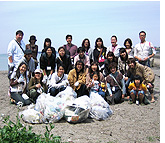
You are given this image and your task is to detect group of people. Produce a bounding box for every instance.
[7,30,156,107]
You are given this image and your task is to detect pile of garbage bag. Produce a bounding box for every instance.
[19,87,113,124]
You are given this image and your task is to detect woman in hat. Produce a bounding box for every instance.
[26,35,38,68]
[28,69,47,103]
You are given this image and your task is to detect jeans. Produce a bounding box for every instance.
[49,86,66,97]
[10,92,31,106]
[90,89,105,99]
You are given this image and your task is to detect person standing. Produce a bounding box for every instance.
[7,30,25,79]
[123,38,134,58]
[26,35,38,68]
[93,37,107,72]
[106,35,122,58]
[134,31,155,67]
[81,38,94,63]
[63,34,78,64]
[42,38,56,55]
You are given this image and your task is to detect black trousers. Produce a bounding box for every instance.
[75,84,89,98]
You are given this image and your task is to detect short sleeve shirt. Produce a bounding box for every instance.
[134,41,154,59]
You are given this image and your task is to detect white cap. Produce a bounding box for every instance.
[34,69,42,74]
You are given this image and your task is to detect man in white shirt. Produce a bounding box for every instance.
[7,30,25,79]
[134,31,155,67]
[106,35,122,58]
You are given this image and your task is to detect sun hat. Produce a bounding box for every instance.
[29,35,37,42]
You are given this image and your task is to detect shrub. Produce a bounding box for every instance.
[0,114,64,143]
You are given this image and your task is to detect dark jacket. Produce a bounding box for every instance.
[40,53,55,72]
[93,47,107,63]
[93,47,107,72]
[56,54,73,74]
[103,58,118,77]
[28,77,47,93]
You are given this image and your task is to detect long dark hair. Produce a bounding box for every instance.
[75,60,85,73]
[89,61,99,74]
[89,61,100,81]
[119,48,128,61]
[124,38,133,48]
[44,38,51,48]
[82,38,91,51]
[34,71,44,85]
[95,37,105,49]
[107,51,118,63]
[16,62,27,79]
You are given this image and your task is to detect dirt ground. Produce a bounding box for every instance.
[0,56,160,143]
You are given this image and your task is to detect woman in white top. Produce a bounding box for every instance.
[10,62,31,106]
[49,65,68,96]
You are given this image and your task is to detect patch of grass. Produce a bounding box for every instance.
[147,136,160,142]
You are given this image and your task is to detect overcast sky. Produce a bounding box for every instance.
[0,1,160,54]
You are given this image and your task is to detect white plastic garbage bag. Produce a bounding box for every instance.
[56,86,77,108]
[89,92,113,120]
[34,93,65,123]
[43,97,65,123]
[64,95,91,123]
[19,104,43,124]
[56,86,77,99]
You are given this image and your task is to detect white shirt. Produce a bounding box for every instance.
[50,72,68,87]
[106,44,122,57]
[134,41,154,60]
[91,80,99,91]
[7,39,25,66]
[10,74,26,93]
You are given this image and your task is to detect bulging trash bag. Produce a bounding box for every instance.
[34,93,65,123]
[56,86,77,99]
[19,104,43,124]
[34,93,48,115]
[42,97,65,123]
[89,92,113,120]
[56,86,77,108]
[64,95,91,123]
